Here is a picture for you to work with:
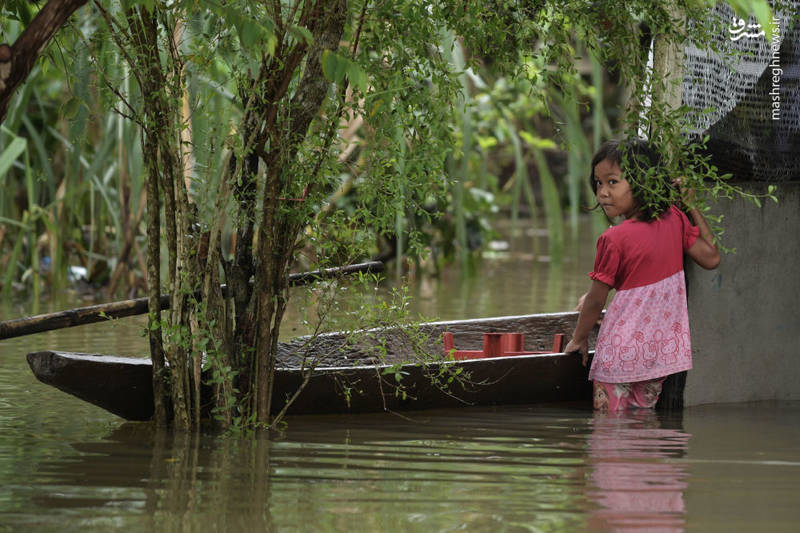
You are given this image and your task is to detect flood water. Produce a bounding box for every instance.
[2,217,799,531]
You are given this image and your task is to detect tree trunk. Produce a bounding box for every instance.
[144,133,168,426]
[127,6,192,428]
[252,0,348,426]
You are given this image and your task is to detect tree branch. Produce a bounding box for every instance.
[0,0,88,122]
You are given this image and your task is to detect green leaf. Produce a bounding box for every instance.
[22,7,33,25]
[321,50,348,83]
[321,49,337,81]
[476,135,498,149]
[519,131,556,149]
[0,137,27,182]
[0,215,30,230]
[288,25,314,46]
[121,0,155,13]
[749,0,775,38]
[346,61,368,92]
[63,96,82,119]
[202,1,277,55]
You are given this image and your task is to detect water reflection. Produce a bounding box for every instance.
[8,402,800,531]
[586,411,689,532]
[18,408,598,531]
[10,406,703,532]
[27,424,276,530]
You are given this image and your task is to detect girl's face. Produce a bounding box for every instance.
[593,158,639,220]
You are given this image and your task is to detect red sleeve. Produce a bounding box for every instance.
[589,232,619,288]
[673,205,700,250]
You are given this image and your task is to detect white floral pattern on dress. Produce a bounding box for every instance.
[590,270,692,383]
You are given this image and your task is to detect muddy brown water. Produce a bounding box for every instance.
[2,218,799,531]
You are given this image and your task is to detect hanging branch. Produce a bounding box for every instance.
[0,0,88,122]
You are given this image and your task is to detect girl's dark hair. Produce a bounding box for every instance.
[589,139,670,222]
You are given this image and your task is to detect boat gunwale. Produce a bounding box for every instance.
[38,348,584,372]
[296,310,581,339]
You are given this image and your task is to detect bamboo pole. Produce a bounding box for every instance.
[0,261,384,340]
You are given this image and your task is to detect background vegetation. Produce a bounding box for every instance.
[0,0,775,298]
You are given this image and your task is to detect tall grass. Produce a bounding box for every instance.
[528,138,565,255]
[443,31,471,268]
[0,131,29,302]
[505,124,538,233]
[0,9,245,301]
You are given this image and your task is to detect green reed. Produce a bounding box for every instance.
[443,31,471,267]
[0,8,247,299]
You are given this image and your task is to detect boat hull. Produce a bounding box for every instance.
[27,351,155,421]
[27,312,597,420]
[26,349,593,420]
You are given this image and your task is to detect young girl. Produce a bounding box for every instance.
[564,139,721,411]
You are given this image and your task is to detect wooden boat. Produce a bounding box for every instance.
[27,311,598,421]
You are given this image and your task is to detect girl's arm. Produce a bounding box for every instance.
[686,207,721,270]
[677,180,721,270]
[565,279,611,366]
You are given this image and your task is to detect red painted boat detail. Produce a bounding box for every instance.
[444,332,565,361]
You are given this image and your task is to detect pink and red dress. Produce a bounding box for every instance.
[589,205,700,384]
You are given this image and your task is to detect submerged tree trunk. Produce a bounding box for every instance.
[240,0,348,427]
[124,6,195,428]
[143,126,168,426]
[127,8,171,427]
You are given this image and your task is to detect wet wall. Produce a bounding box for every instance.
[685,182,800,405]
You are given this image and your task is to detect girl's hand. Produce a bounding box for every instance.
[565,337,589,367]
[675,177,721,270]
[673,177,695,209]
[569,280,610,367]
